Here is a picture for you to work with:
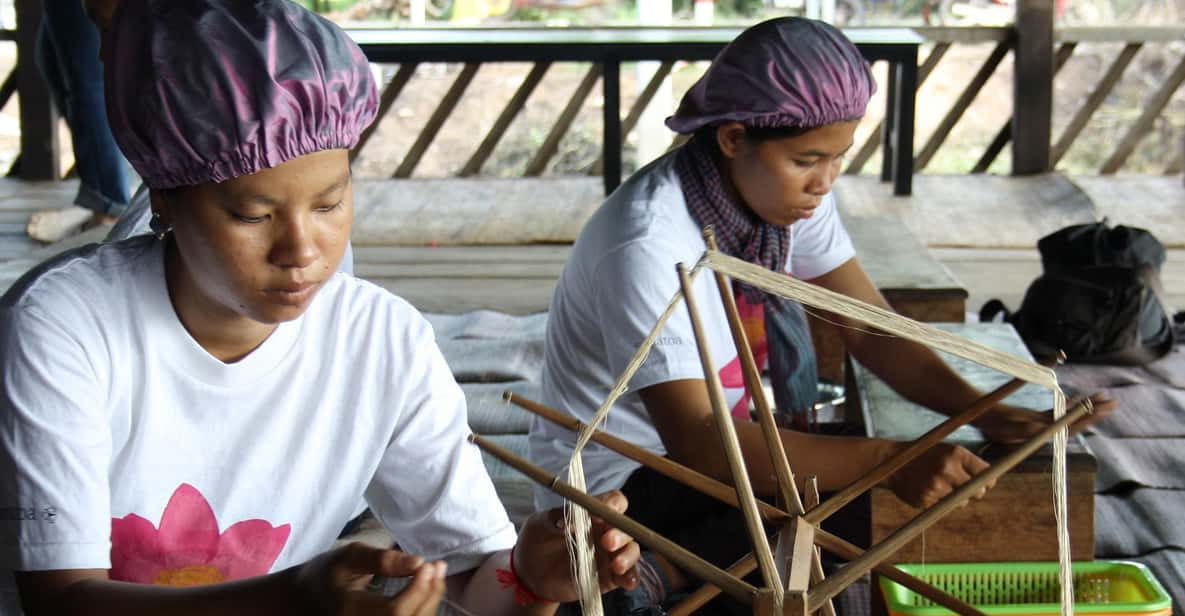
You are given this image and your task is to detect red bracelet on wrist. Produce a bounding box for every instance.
[496,545,543,606]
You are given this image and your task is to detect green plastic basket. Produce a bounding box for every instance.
[879,561,1172,615]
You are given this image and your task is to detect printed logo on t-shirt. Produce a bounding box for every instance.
[110,483,291,586]
[719,293,769,419]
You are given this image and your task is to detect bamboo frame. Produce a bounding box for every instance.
[506,393,985,616]
[474,247,1083,615]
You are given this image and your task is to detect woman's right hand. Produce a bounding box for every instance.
[294,542,447,615]
[881,442,993,509]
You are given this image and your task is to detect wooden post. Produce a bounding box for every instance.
[1012,0,1054,174]
[14,0,59,180]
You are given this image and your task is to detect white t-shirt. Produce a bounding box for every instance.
[0,237,514,593]
[528,151,855,509]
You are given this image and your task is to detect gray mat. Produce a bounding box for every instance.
[475,434,535,527]
[426,310,548,341]
[1129,548,1185,612]
[462,381,540,435]
[1076,385,1185,439]
[1084,434,1185,492]
[1096,488,1185,557]
[1058,347,1185,392]
[438,337,545,383]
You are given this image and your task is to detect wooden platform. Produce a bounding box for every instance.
[1,173,1183,317]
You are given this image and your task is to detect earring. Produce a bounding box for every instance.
[149,211,172,241]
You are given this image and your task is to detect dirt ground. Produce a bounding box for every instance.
[0,23,1181,183]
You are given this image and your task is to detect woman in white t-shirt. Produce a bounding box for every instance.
[528,17,1112,615]
[0,1,640,615]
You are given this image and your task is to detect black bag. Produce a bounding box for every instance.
[981,220,1174,365]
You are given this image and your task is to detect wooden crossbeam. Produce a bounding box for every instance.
[845,42,950,176]
[1051,43,1141,166]
[972,42,1076,173]
[1101,54,1185,174]
[351,63,418,163]
[590,61,674,176]
[915,40,1012,171]
[395,63,480,178]
[525,64,601,177]
[460,62,551,177]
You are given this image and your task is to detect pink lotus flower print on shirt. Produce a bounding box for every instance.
[110,483,291,586]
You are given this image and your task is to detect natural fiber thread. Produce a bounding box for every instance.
[564,261,707,616]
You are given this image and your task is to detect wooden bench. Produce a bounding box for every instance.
[850,322,1096,564]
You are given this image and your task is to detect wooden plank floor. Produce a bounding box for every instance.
[3,174,1183,316]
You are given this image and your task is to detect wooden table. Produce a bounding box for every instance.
[810,213,968,383]
[347,26,922,196]
[851,322,1096,564]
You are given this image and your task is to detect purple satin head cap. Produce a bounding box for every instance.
[104,0,378,190]
[666,17,874,134]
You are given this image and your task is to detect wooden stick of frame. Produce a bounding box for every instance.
[703,228,837,616]
[805,356,1059,525]
[806,399,1093,612]
[468,433,760,604]
[505,392,786,525]
[702,228,805,516]
[677,262,784,606]
[508,392,986,616]
[804,478,836,616]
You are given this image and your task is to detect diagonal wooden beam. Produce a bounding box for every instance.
[1101,54,1185,174]
[915,40,1011,172]
[351,63,418,164]
[460,62,551,177]
[395,63,480,178]
[972,42,1076,173]
[590,61,674,176]
[524,64,601,177]
[845,42,950,176]
[0,69,16,110]
[1051,43,1140,166]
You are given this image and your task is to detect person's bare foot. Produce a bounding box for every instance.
[26,207,93,243]
[81,212,118,231]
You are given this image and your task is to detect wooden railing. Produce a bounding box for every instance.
[848,25,1184,177]
[4,0,1183,186]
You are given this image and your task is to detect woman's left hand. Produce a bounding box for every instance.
[512,490,641,604]
[974,392,1116,444]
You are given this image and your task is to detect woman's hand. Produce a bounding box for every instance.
[881,442,993,509]
[974,393,1116,444]
[512,490,641,604]
[294,542,447,616]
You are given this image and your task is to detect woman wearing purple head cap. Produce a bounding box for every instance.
[528,17,1110,615]
[0,2,642,615]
